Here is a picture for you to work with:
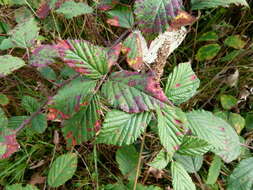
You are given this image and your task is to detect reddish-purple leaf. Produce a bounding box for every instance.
[170,10,196,29]
[29,45,59,67]
[102,71,169,113]
[134,0,183,34]
[108,43,122,68]
[106,6,134,28]
[0,133,20,159]
[97,0,119,11]
[37,2,51,19]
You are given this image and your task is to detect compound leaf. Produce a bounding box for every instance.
[171,161,196,190]
[56,1,93,19]
[102,71,169,113]
[0,55,25,77]
[186,110,240,163]
[56,40,108,79]
[165,62,200,105]
[97,110,151,146]
[48,153,78,187]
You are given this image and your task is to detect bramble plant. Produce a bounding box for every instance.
[0,0,252,189]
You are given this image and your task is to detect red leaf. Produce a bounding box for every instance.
[170,10,196,29]
[37,3,50,19]
[108,43,122,68]
[0,133,20,159]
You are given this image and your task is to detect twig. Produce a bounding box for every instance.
[133,133,146,190]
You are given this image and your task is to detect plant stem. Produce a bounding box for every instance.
[133,133,146,190]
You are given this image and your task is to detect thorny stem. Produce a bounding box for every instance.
[133,132,146,190]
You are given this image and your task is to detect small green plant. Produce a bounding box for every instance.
[0,0,252,189]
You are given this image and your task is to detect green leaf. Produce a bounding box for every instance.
[148,149,171,170]
[56,1,93,19]
[8,116,28,130]
[57,40,108,79]
[134,0,183,34]
[0,55,25,77]
[227,157,253,190]
[171,161,196,190]
[8,17,39,48]
[62,95,101,147]
[37,66,57,81]
[116,145,139,180]
[122,31,145,71]
[97,110,151,146]
[224,35,246,49]
[0,108,8,128]
[0,38,15,50]
[191,0,249,10]
[165,62,200,105]
[107,6,134,28]
[127,181,162,190]
[245,113,253,131]
[14,7,33,23]
[31,113,47,133]
[196,44,221,61]
[198,31,218,41]
[0,144,7,157]
[48,153,78,187]
[6,184,39,190]
[174,154,203,173]
[206,155,222,185]
[0,93,9,106]
[220,50,244,62]
[52,78,97,117]
[102,71,169,113]
[157,106,187,156]
[228,113,245,134]
[21,96,40,114]
[177,136,211,156]
[220,94,237,110]
[186,110,240,163]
